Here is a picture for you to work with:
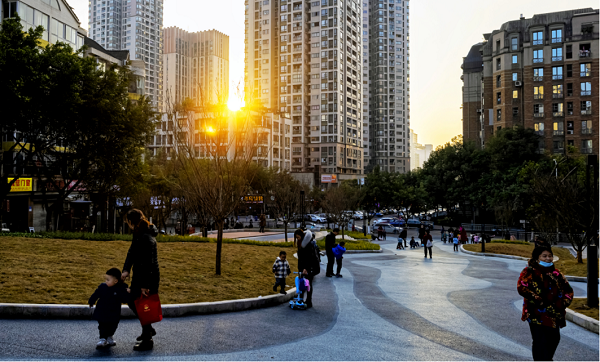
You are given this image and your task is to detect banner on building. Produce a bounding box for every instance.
[242,195,264,203]
[321,174,338,183]
[8,178,32,192]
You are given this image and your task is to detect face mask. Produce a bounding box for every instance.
[539,260,553,267]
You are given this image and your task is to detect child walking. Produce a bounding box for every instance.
[332,241,346,277]
[88,268,130,349]
[453,234,460,252]
[396,234,405,250]
[272,251,292,294]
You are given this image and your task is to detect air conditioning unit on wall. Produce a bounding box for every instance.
[515,81,523,87]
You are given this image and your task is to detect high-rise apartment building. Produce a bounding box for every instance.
[244,0,364,179]
[162,27,230,108]
[366,0,410,173]
[462,8,598,156]
[88,0,164,111]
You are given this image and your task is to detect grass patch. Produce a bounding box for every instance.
[0,236,298,304]
[489,239,530,245]
[569,298,599,320]
[316,237,380,251]
[463,243,598,278]
[325,229,372,240]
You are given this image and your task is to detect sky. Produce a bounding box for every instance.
[70,0,596,147]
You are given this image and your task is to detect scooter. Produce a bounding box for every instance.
[289,272,308,310]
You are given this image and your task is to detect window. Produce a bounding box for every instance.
[551,29,562,43]
[533,49,543,63]
[566,64,572,77]
[552,66,562,80]
[533,68,543,81]
[497,109,501,122]
[552,103,563,117]
[512,73,518,81]
[581,82,591,96]
[513,107,519,116]
[581,140,593,154]
[513,90,518,98]
[567,121,574,135]
[582,120,592,135]
[566,45,572,59]
[534,122,545,135]
[580,63,591,77]
[532,31,543,45]
[567,102,574,115]
[496,75,501,88]
[552,84,562,99]
[581,101,592,115]
[496,39,500,51]
[534,104,544,116]
[512,55,518,64]
[552,47,563,61]
[553,140,564,153]
[511,37,518,51]
[497,92,501,104]
[496,58,501,70]
[553,121,564,136]
[534,86,544,99]
[567,83,573,97]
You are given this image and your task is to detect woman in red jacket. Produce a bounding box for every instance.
[517,246,573,361]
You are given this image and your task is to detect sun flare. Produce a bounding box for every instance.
[227,96,243,111]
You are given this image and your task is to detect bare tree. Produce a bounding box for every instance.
[270,170,302,241]
[322,184,361,240]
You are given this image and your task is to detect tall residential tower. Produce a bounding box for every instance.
[88,0,164,111]
[245,0,364,180]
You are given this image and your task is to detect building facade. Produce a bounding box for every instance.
[461,43,484,146]
[409,129,432,170]
[244,0,365,180]
[366,0,410,173]
[162,27,230,109]
[88,0,163,111]
[462,9,599,155]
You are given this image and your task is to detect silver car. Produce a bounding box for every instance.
[374,222,402,234]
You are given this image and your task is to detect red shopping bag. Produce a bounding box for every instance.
[134,293,163,326]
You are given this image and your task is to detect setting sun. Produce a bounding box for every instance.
[227,96,243,111]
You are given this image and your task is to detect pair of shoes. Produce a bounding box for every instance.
[335,274,343,278]
[280,290,287,295]
[133,338,154,351]
[325,274,333,278]
[272,284,277,292]
[136,328,156,341]
[96,338,108,349]
[306,302,313,309]
[430,257,432,259]
[106,336,116,347]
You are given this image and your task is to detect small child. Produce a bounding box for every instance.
[272,251,292,294]
[453,234,460,252]
[396,235,405,250]
[410,236,416,249]
[88,268,130,349]
[332,241,346,278]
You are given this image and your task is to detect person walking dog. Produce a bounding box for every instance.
[121,209,161,351]
[517,246,573,361]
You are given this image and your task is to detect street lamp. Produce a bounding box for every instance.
[300,190,305,228]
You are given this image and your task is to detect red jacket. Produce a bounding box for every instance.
[517,263,573,328]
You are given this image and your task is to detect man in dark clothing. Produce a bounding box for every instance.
[325,228,339,277]
[295,228,319,308]
[399,228,408,247]
[122,210,160,352]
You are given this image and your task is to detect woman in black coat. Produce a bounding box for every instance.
[295,228,319,309]
[121,209,160,351]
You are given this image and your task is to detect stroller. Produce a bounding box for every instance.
[289,272,309,310]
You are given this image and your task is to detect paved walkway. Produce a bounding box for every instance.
[0,239,598,360]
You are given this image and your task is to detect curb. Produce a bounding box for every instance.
[0,288,297,320]
[346,249,383,254]
[566,306,599,334]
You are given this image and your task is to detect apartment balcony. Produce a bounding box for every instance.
[534,112,545,118]
[293,36,302,42]
[552,56,563,61]
[582,109,593,115]
[582,128,593,135]
[293,16,302,21]
[534,130,544,136]
[579,50,592,58]
[293,6,302,11]
[552,75,563,80]
[581,148,593,154]
[553,147,565,154]
[534,94,544,100]
[553,130,564,136]
[533,76,543,81]
[533,40,543,45]
[533,58,544,63]
[553,112,564,117]
[551,37,562,43]
[581,90,591,96]
[552,93,563,99]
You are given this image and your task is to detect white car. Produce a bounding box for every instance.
[374,223,402,234]
[353,211,364,220]
[308,214,327,223]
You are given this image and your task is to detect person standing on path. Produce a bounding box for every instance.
[399,228,408,247]
[423,230,433,258]
[453,234,460,252]
[460,228,468,244]
[517,246,573,361]
[325,228,339,277]
[418,224,425,245]
[259,214,266,233]
[121,209,160,352]
[295,228,319,309]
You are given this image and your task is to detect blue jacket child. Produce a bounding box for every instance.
[88,268,130,348]
[331,242,346,277]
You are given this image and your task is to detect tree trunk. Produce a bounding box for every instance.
[215,219,224,275]
[284,221,288,242]
[577,249,583,264]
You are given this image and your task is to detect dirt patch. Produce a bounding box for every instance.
[569,298,599,321]
[0,237,298,304]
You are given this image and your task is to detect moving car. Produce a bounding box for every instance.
[374,222,402,234]
[406,218,421,227]
[378,217,403,227]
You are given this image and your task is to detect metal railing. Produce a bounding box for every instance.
[582,109,593,115]
[552,93,563,99]
[582,128,593,135]
[534,112,545,118]
[552,112,564,117]
[553,130,564,136]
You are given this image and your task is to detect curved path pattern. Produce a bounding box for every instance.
[0,238,598,360]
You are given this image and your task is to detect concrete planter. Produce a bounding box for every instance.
[566,307,599,334]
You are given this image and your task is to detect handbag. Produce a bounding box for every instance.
[134,293,163,326]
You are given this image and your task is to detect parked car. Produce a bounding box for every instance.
[377,217,403,227]
[304,221,322,230]
[353,211,364,220]
[308,214,327,223]
[374,222,402,234]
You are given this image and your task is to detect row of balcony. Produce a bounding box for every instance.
[533,109,593,117]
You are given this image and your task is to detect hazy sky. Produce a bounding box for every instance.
[70,0,596,147]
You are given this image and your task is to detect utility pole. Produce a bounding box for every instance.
[586,155,598,308]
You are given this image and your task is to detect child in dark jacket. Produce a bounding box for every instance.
[272,251,292,294]
[332,241,346,278]
[89,268,130,349]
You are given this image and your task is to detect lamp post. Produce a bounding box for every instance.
[586,155,598,308]
[300,190,305,228]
